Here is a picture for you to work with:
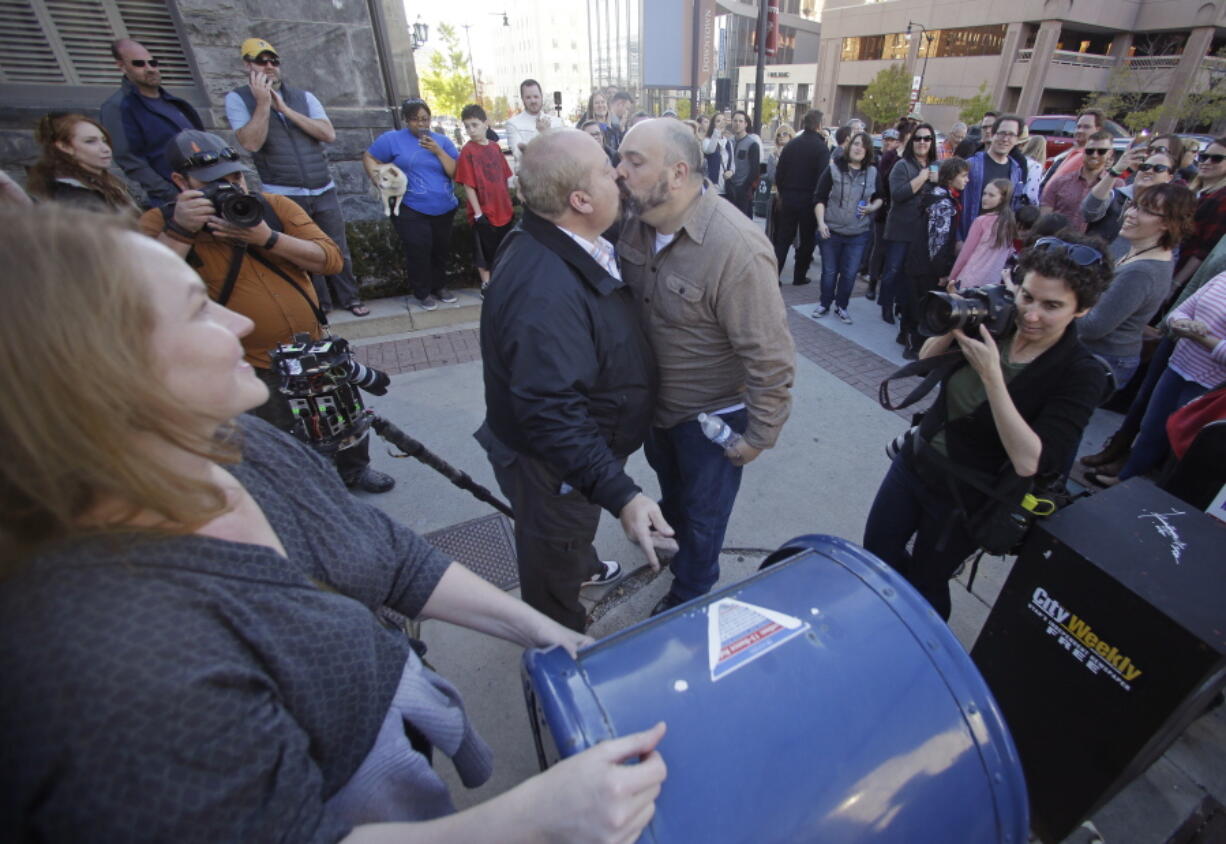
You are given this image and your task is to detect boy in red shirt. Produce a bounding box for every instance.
[456,104,515,293]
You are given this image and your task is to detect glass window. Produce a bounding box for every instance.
[919,25,1007,59]
[884,33,909,60]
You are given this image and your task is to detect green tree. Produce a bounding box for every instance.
[859,64,911,131]
[760,95,779,126]
[487,95,512,123]
[957,82,993,125]
[420,23,475,119]
[674,99,693,120]
[1178,47,1226,132]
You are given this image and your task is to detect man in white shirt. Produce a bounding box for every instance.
[505,78,566,171]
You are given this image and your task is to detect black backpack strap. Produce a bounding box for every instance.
[878,350,965,411]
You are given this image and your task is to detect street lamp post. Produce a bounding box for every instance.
[410,18,429,51]
[461,23,478,101]
[906,21,934,116]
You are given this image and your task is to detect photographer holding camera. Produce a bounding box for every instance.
[865,234,1112,620]
[140,129,396,493]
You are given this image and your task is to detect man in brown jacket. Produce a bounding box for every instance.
[616,119,796,615]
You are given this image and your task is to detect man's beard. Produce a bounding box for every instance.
[618,173,669,218]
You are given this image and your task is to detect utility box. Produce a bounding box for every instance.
[971,478,1226,843]
[523,535,1028,844]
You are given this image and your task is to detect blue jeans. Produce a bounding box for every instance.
[818,229,872,310]
[1118,367,1208,480]
[645,410,747,602]
[863,452,979,621]
[877,238,911,319]
[1095,353,1140,396]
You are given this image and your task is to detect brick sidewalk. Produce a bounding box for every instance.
[352,278,927,421]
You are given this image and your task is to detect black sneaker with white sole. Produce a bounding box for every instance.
[436,288,458,304]
[581,560,624,588]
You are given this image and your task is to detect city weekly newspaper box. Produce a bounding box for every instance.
[971,478,1226,843]
[523,535,1028,843]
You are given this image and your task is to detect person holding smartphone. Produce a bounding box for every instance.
[364,98,460,312]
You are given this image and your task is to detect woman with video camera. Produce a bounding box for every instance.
[0,207,666,843]
[864,233,1112,620]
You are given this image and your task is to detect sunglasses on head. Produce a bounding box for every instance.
[183,146,240,170]
[1083,147,1111,156]
[1137,163,1172,174]
[128,58,159,68]
[1148,145,1169,154]
[1197,152,1226,164]
[1032,236,1105,267]
[251,56,280,66]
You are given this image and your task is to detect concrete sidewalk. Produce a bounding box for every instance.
[342,241,1223,841]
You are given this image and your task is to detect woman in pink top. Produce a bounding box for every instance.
[949,178,1017,289]
[1093,271,1226,486]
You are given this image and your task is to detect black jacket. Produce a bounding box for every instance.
[478,210,657,515]
[915,323,1108,484]
[774,130,830,209]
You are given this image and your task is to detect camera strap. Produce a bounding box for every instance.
[247,247,331,329]
[216,245,245,308]
[877,350,964,411]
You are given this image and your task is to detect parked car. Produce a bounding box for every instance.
[1026,114,1132,166]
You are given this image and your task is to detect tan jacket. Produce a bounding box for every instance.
[617,186,795,449]
[139,194,342,368]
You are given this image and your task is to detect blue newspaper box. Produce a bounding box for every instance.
[523,535,1028,843]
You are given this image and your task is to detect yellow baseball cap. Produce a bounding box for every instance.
[240,38,278,60]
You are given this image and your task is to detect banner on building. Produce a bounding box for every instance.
[642,0,716,88]
[765,0,780,57]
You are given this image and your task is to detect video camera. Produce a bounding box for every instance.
[268,333,390,453]
[199,181,263,228]
[918,283,1016,338]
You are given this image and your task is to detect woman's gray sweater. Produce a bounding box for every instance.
[1078,257,1173,358]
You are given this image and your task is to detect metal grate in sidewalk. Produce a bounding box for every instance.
[425,512,519,590]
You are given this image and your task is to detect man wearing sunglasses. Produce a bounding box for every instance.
[99,38,203,206]
[223,38,370,317]
[1040,130,1116,232]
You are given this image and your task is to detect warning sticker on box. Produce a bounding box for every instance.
[707,598,809,682]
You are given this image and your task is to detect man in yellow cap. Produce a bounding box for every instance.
[223,38,370,317]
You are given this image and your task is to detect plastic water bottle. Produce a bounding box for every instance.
[698,412,742,450]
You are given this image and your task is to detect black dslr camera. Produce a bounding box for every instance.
[918,283,1016,338]
[268,333,390,453]
[199,180,263,228]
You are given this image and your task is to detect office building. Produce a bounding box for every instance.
[815,0,1226,131]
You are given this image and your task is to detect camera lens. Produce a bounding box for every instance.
[220,192,263,228]
[918,291,989,337]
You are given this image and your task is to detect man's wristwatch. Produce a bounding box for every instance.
[262,231,280,250]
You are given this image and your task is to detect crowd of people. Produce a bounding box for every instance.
[3,32,1225,842]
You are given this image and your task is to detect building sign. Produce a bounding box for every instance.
[642,0,716,88]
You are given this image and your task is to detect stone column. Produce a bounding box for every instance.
[815,36,840,122]
[991,22,1027,110]
[1156,26,1215,133]
[1108,32,1133,61]
[1015,19,1061,119]
[906,29,921,75]
[379,0,420,100]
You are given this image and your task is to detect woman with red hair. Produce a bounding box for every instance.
[27,112,137,214]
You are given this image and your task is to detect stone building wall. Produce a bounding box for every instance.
[0,0,419,222]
